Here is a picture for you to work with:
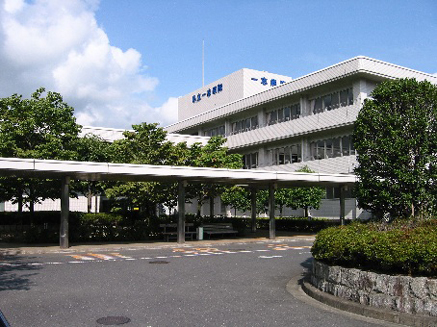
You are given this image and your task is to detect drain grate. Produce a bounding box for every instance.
[96,316,130,325]
[149,260,169,264]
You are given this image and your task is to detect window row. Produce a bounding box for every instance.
[269,143,302,165]
[268,103,300,125]
[325,186,353,199]
[243,152,258,169]
[204,125,225,137]
[313,88,353,114]
[310,135,355,160]
[231,116,258,135]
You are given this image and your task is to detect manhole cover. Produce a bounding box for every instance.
[96,316,130,325]
[149,260,169,264]
[227,249,246,252]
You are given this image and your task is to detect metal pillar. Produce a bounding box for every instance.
[250,188,257,233]
[177,181,186,244]
[268,183,276,239]
[340,185,346,226]
[60,176,70,249]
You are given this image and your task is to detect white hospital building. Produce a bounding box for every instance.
[165,56,437,219]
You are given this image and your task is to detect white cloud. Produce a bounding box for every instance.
[0,0,177,129]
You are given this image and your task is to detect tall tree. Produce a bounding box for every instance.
[0,88,81,212]
[72,134,112,213]
[187,136,243,217]
[354,78,437,219]
[103,123,190,217]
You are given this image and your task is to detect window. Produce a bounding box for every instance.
[331,92,340,109]
[291,104,300,119]
[270,143,301,165]
[269,111,277,125]
[231,115,258,134]
[313,87,353,114]
[204,125,225,137]
[251,116,258,129]
[340,88,353,106]
[325,139,333,158]
[243,152,258,169]
[284,107,291,120]
[325,186,353,199]
[313,98,323,114]
[323,94,332,111]
[268,103,300,125]
[310,135,355,161]
[333,138,341,158]
[291,144,301,163]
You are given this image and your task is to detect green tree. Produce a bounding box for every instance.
[286,166,325,218]
[275,188,294,217]
[103,123,190,217]
[354,78,437,219]
[0,88,81,212]
[220,186,251,216]
[187,136,243,217]
[256,189,269,216]
[72,134,112,213]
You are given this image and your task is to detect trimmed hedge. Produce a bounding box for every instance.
[311,219,437,277]
[1,213,340,244]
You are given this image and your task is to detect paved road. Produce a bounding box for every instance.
[0,238,396,327]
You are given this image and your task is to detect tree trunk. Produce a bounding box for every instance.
[305,207,311,220]
[29,184,34,215]
[17,194,23,213]
[209,197,214,219]
[196,195,202,218]
[95,193,99,213]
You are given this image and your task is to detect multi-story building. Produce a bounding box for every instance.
[166,56,437,219]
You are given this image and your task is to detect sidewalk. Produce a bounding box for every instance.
[0,230,316,255]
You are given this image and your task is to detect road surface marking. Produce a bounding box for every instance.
[87,253,116,260]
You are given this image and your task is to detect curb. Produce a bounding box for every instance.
[301,276,437,327]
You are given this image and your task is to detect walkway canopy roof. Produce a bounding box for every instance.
[0,157,356,188]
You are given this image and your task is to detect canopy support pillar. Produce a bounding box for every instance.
[177,181,187,244]
[250,188,257,233]
[268,183,276,239]
[340,185,346,226]
[60,176,70,249]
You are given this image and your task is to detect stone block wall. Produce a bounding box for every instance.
[311,260,437,317]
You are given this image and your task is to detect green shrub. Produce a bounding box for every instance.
[311,219,437,277]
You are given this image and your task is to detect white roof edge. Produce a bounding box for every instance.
[0,157,357,185]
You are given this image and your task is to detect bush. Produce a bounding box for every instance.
[311,219,437,277]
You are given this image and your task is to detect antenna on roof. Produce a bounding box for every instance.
[202,39,205,87]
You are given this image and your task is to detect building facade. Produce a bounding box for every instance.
[166,56,437,219]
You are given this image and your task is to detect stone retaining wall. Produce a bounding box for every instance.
[310,260,437,317]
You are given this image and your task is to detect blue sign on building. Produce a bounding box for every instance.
[254,77,286,87]
[192,83,223,103]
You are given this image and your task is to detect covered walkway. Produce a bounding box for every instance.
[0,157,356,248]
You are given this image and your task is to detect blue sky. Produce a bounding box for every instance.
[0,0,436,129]
[95,0,437,106]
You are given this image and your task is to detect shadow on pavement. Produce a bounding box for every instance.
[301,256,313,271]
[0,252,41,292]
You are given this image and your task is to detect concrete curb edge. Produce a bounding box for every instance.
[301,276,436,327]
